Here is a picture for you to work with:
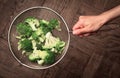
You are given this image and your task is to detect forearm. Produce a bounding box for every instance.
[100,5,120,23]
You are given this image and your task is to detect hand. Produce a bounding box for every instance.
[72,5,120,37]
[72,15,106,37]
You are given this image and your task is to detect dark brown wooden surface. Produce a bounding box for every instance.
[0,0,120,78]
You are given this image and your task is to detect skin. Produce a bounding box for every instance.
[72,5,120,37]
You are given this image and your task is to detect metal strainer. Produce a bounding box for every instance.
[8,6,70,69]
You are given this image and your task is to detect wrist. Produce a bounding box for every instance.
[95,14,108,28]
[98,13,110,24]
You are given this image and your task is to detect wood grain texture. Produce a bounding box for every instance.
[0,0,120,78]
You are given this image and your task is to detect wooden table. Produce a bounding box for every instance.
[0,0,120,78]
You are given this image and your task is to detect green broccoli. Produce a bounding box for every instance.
[31,31,39,40]
[31,40,43,50]
[43,32,59,49]
[39,20,51,34]
[48,19,60,31]
[35,28,44,35]
[54,41,65,53]
[39,19,60,35]
[39,20,49,27]
[24,17,39,31]
[18,39,33,52]
[31,28,45,41]
[28,50,55,65]
[43,32,65,53]
[16,17,65,66]
[16,23,32,37]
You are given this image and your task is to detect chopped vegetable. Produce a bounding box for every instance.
[28,50,55,65]
[48,19,61,30]
[25,17,39,31]
[43,32,65,53]
[16,23,32,37]
[16,17,65,65]
[18,39,33,52]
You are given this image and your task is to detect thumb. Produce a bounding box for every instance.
[73,28,88,35]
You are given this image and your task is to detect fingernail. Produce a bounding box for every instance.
[73,31,76,35]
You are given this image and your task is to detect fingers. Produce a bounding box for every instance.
[79,33,90,37]
[83,33,90,36]
[72,16,92,37]
[73,27,88,35]
[78,33,90,37]
[72,21,84,30]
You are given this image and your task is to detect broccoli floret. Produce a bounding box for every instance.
[28,51,40,62]
[43,32,65,53]
[39,19,60,35]
[35,28,43,35]
[32,31,39,40]
[39,20,51,34]
[42,51,55,64]
[31,40,43,50]
[43,32,59,49]
[39,20,49,26]
[24,17,39,31]
[31,28,44,41]
[28,50,55,65]
[31,33,45,43]
[38,34,45,42]
[49,40,65,53]
[54,41,65,53]
[40,26,51,35]
[18,39,33,52]
[16,23,32,37]
[48,19,60,30]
